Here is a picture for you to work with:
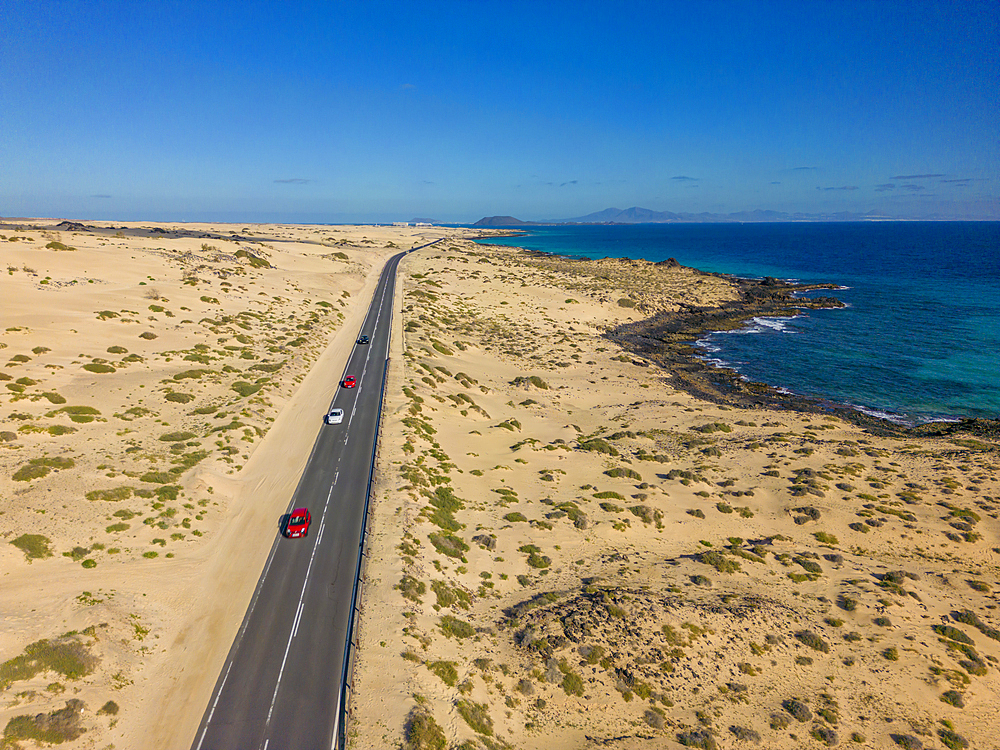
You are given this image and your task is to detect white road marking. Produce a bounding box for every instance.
[264,506,326,728]
[194,660,233,750]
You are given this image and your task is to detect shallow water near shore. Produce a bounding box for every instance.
[478,222,1000,423]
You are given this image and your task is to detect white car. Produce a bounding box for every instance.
[324,408,344,425]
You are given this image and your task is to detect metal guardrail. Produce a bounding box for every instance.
[335,322,394,748]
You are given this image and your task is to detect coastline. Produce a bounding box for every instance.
[477,237,1000,438]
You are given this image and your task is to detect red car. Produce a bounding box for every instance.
[343,375,357,388]
[285,508,311,538]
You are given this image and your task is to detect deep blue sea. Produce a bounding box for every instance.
[476,223,1000,424]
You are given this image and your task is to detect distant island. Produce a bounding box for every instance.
[474,206,912,226]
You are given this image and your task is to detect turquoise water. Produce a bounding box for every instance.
[477,223,1000,423]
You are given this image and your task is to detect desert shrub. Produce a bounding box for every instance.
[165,392,195,403]
[504,512,527,522]
[10,534,53,561]
[577,438,618,456]
[97,700,119,716]
[139,331,157,340]
[600,502,623,513]
[676,729,716,749]
[159,431,197,442]
[643,708,666,729]
[594,491,625,500]
[2,699,86,744]
[937,625,977,648]
[769,714,791,730]
[83,363,116,374]
[13,457,75,482]
[0,638,95,688]
[398,576,425,602]
[874,616,892,627]
[605,467,642,481]
[231,381,262,397]
[691,422,732,433]
[812,726,839,746]
[510,375,548,390]
[729,725,761,742]
[85,487,133,502]
[428,532,468,560]
[404,707,447,750]
[890,735,924,750]
[173,369,212,380]
[106,523,130,533]
[562,671,584,696]
[795,631,829,652]
[687,508,705,518]
[140,471,175,484]
[814,531,839,545]
[837,595,858,611]
[629,505,661,525]
[439,616,475,639]
[782,698,812,722]
[42,392,67,404]
[427,660,458,687]
[698,550,740,574]
[456,700,493,735]
[617,298,636,308]
[940,690,965,707]
[938,727,969,749]
[107,346,128,354]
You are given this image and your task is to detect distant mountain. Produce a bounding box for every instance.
[472,216,534,226]
[557,206,893,223]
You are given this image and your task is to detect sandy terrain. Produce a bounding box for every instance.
[351,240,1000,750]
[0,219,481,749]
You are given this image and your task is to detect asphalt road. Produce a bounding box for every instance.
[190,244,426,750]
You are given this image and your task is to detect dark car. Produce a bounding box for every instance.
[285,507,311,538]
[343,375,357,388]
[357,335,369,345]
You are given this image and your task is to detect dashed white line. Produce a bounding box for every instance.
[264,509,325,728]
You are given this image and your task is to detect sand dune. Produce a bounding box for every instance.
[0,220,481,748]
[352,240,999,750]
[1,223,996,749]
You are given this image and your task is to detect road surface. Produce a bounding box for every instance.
[191,244,426,749]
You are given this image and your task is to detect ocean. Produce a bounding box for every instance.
[476,222,1000,424]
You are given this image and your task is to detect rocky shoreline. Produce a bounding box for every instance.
[608,270,1000,441]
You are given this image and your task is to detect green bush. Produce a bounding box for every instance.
[173,369,212,380]
[698,550,740,574]
[814,531,839,545]
[578,438,618,456]
[439,616,475,639]
[231,381,262,397]
[427,660,458,687]
[0,638,95,688]
[795,630,830,652]
[10,534,53,561]
[83,363,116,374]
[85,487,133,502]
[159,431,197,442]
[456,699,493,735]
[2,700,86,744]
[605,467,642,480]
[42,392,67,404]
[165,392,195,403]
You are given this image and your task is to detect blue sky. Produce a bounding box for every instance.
[2,0,997,222]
